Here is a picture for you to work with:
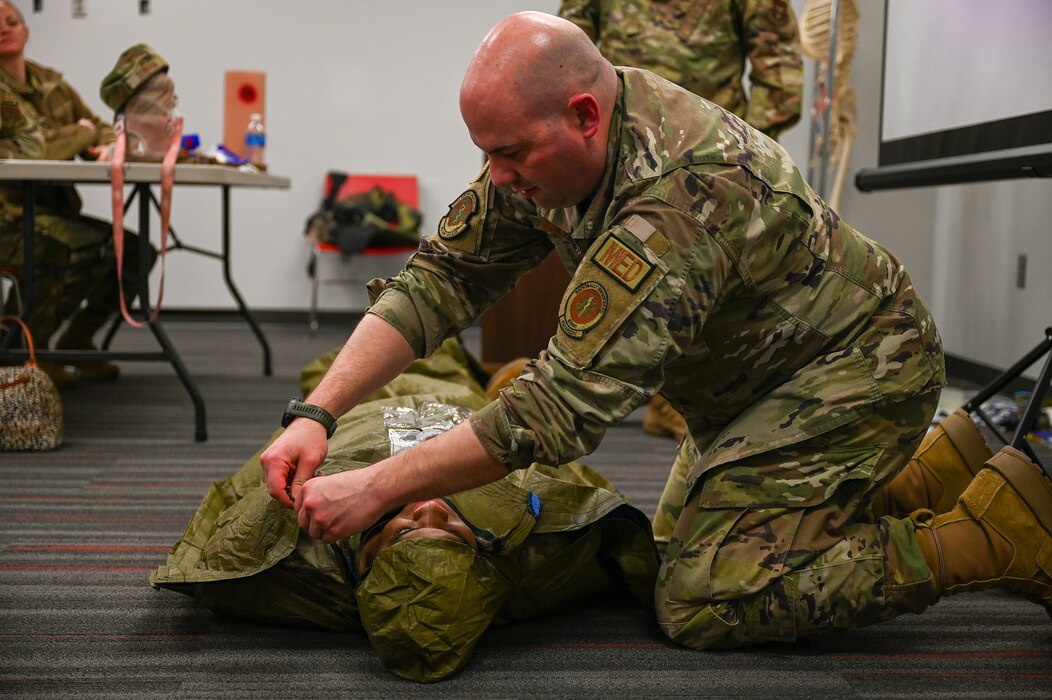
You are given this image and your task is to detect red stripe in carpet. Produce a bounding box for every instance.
[5,545,171,552]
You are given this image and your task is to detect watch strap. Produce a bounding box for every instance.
[282,398,337,439]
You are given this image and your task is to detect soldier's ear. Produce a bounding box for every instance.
[567,93,600,138]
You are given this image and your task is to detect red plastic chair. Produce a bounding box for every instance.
[307,173,419,330]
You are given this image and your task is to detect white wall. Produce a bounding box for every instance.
[826,3,1052,376]
[21,0,559,311]
[19,0,1051,374]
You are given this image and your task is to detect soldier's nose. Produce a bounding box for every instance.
[410,499,450,526]
[488,159,517,187]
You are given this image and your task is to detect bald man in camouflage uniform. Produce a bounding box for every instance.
[261,13,1052,650]
[559,0,803,140]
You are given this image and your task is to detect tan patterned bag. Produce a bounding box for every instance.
[0,315,63,451]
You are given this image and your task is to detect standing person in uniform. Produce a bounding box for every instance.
[558,0,803,140]
[0,0,152,387]
[559,0,804,437]
[260,12,1052,650]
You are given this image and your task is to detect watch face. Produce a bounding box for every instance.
[282,399,296,426]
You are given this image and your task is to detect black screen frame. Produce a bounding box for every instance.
[855,1,1052,192]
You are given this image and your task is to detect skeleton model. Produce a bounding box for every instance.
[800,0,859,212]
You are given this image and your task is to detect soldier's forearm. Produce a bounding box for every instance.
[42,123,96,160]
[304,313,416,419]
[368,420,510,513]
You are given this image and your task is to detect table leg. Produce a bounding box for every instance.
[20,181,35,318]
[135,183,208,442]
[221,184,272,376]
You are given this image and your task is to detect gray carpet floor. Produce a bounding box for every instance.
[1,317,1050,698]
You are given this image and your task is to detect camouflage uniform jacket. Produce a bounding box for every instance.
[367,68,945,501]
[0,84,44,159]
[558,0,803,138]
[0,84,44,225]
[0,60,115,219]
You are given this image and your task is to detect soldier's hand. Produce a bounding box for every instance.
[295,468,387,543]
[260,419,329,508]
[87,143,113,162]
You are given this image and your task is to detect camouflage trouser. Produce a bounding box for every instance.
[0,212,154,346]
[1,221,71,342]
[652,392,940,649]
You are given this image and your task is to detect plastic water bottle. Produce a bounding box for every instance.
[245,113,266,167]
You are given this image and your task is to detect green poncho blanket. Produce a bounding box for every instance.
[150,339,659,682]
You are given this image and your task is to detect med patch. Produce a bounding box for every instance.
[592,237,653,291]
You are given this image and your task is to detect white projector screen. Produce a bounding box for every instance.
[856,0,1052,191]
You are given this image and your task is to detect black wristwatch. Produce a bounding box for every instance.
[281,398,337,439]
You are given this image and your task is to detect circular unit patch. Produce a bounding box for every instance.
[560,281,608,339]
[438,189,478,239]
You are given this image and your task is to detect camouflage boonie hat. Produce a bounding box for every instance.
[99,44,168,113]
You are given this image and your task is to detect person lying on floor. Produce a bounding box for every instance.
[149,338,660,683]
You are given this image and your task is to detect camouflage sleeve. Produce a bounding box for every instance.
[557,0,601,41]
[740,0,804,139]
[42,123,97,159]
[64,77,115,145]
[471,173,749,469]
[41,77,114,159]
[366,167,555,359]
[0,88,45,159]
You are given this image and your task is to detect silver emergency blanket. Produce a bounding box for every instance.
[383,401,473,454]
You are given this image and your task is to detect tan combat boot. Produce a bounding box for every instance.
[642,395,687,441]
[484,357,531,401]
[913,446,1052,619]
[872,409,992,518]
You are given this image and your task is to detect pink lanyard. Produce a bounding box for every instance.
[109,114,183,327]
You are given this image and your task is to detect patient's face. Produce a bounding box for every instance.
[358,499,477,571]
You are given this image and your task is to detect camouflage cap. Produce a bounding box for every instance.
[99,44,168,113]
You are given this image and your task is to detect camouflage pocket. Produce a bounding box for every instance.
[660,500,744,608]
[858,308,943,403]
[695,444,885,509]
[661,442,882,615]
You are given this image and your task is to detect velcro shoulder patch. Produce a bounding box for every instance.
[438,189,477,240]
[436,166,490,256]
[623,213,671,256]
[555,228,668,369]
[0,91,30,125]
[592,237,653,291]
